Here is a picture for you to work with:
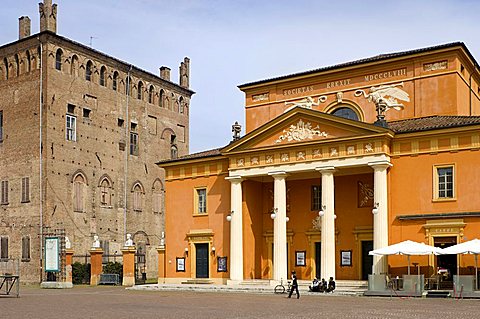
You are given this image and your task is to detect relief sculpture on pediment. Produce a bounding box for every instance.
[275,119,328,144]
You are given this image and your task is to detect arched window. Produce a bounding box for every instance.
[112,71,118,91]
[152,180,163,214]
[26,50,31,73]
[99,177,112,207]
[159,89,165,108]
[55,49,62,71]
[73,173,86,212]
[148,85,154,104]
[3,58,9,80]
[14,54,20,76]
[171,145,178,159]
[170,93,176,111]
[132,183,144,212]
[71,55,79,76]
[331,107,359,121]
[100,66,106,87]
[85,60,93,81]
[125,76,132,96]
[179,96,184,114]
[137,81,144,100]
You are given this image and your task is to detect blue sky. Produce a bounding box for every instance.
[1,0,479,153]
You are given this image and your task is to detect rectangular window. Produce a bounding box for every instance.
[311,185,321,211]
[153,192,161,213]
[83,108,91,119]
[0,110,3,142]
[436,166,454,199]
[1,180,8,205]
[21,177,30,203]
[0,237,8,260]
[196,188,207,214]
[22,236,30,261]
[66,115,76,141]
[130,132,139,155]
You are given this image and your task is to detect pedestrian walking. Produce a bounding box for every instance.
[288,271,300,299]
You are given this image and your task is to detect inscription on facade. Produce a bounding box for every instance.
[283,86,314,96]
[363,68,406,82]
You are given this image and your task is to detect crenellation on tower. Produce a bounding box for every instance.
[18,16,31,39]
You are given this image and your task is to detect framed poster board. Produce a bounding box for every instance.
[340,250,352,267]
[295,251,306,267]
[176,257,185,272]
[217,256,227,272]
[45,237,60,272]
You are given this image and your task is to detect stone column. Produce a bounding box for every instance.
[226,176,243,282]
[122,246,136,286]
[268,171,288,282]
[89,248,103,286]
[316,166,336,280]
[65,249,74,288]
[157,245,166,284]
[369,161,392,275]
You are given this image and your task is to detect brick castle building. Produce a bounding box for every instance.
[0,0,193,283]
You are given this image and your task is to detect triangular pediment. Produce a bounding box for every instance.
[223,107,392,153]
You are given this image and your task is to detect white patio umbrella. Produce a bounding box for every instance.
[440,238,480,290]
[369,240,443,275]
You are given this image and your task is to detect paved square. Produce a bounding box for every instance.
[1,286,478,319]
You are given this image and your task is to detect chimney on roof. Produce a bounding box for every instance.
[39,0,57,33]
[18,16,31,39]
[160,66,171,81]
[179,57,190,88]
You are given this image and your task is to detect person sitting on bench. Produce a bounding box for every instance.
[320,278,327,292]
[326,277,336,293]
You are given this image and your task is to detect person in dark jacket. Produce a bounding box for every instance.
[288,271,300,299]
[326,276,336,293]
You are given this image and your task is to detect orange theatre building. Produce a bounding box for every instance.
[158,43,480,289]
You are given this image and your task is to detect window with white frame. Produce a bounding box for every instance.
[311,185,322,211]
[66,114,76,141]
[130,132,139,155]
[435,165,454,199]
[195,188,207,214]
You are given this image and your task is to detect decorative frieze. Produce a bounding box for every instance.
[237,158,244,167]
[347,145,356,155]
[296,151,306,161]
[281,153,290,162]
[275,119,328,144]
[423,61,447,72]
[365,143,374,153]
[266,155,274,164]
[330,147,338,157]
[251,156,259,165]
[252,93,269,102]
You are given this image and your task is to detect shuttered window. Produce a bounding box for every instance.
[22,177,30,203]
[22,236,30,261]
[1,180,8,205]
[0,237,8,260]
[73,174,85,212]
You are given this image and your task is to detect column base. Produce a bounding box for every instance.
[122,276,135,287]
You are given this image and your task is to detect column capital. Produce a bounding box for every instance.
[268,171,288,179]
[225,175,243,183]
[315,166,336,174]
[368,161,392,170]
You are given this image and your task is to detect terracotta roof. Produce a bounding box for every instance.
[157,147,223,165]
[238,42,477,88]
[388,115,480,133]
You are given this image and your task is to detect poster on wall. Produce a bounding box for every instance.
[295,251,306,267]
[341,250,352,267]
[176,257,185,272]
[45,237,60,272]
[217,256,227,272]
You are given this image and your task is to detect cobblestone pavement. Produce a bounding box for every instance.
[1,286,478,319]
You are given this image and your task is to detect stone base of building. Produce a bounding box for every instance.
[40,281,73,289]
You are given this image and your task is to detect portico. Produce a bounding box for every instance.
[225,151,392,282]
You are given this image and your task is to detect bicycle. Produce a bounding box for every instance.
[274,278,291,294]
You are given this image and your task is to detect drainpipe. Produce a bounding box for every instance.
[38,38,44,283]
[123,65,132,241]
